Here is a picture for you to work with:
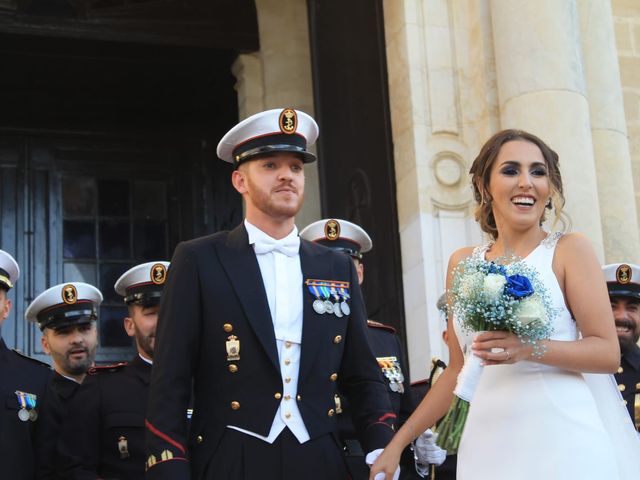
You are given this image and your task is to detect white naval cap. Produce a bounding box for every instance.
[0,249,19,290]
[114,261,170,306]
[26,282,103,331]
[299,218,372,260]
[217,108,319,166]
[603,263,640,300]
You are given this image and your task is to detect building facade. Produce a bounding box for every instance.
[0,0,638,379]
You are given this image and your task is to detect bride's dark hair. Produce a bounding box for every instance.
[469,129,568,239]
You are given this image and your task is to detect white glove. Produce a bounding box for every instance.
[414,429,447,467]
[365,448,401,480]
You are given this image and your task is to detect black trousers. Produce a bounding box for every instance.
[203,427,349,480]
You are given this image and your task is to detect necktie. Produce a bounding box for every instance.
[253,235,300,257]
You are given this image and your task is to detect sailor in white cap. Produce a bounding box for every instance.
[59,261,169,480]
[603,263,640,428]
[26,281,102,477]
[26,282,102,383]
[300,219,445,479]
[0,249,52,480]
[145,109,395,480]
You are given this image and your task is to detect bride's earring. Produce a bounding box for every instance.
[545,198,552,210]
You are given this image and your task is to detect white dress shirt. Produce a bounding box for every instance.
[226,220,310,444]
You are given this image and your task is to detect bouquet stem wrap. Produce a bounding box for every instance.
[435,338,485,453]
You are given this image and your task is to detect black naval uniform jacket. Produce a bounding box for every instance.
[35,371,80,480]
[615,343,640,428]
[145,224,395,480]
[338,321,416,480]
[59,355,151,480]
[0,337,52,480]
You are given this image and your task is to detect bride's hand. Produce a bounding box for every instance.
[368,445,402,480]
[471,331,533,365]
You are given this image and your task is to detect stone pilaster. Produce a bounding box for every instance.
[579,0,640,263]
[491,0,605,260]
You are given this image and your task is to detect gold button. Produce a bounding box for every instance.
[333,335,342,344]
[223,323,233,333]
[617,366,623,374]
[636,383,640,390]
[228,364,238,373]
[231,401,240,410]
[328,409,335,417]
[285,341,292,348]
[285,377,291,383]
[275,392,282,400]
[284,395,291,401]
[330,373,338,382]
[196,435,204,444]
[297,394,301,401]
[619,384,626,392]
[285,412,291,419]
[284,359,291,365]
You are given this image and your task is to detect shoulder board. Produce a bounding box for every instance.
[366,319,396,334]
[88,362,128,375]
[11,349,51,368]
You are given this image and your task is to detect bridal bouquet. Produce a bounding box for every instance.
[435,255,556,453]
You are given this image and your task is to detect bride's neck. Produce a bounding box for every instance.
[489,226,547,259]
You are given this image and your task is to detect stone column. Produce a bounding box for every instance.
[232,0,321,228]
[578,0,640,263]
[490,0,605,259]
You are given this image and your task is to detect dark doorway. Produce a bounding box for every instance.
[307,0,406,360]
[0,2,258,362]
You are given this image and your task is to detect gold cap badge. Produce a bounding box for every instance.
[279,108,297,135]
[151,263,167,285]
[62,284,77,305]
[616,264,632,285]
[324,219,340,241]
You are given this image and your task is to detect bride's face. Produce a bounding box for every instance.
[487,140,550,231]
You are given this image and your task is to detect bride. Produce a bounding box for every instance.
[370,129,640,480]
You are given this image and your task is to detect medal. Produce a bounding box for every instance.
[339,287,351,315]
[308,284,327,315]
[389,382,399,393]
[313,299,326,314]
[333,303,343,317]
[18,408,29,422]
[15,390,37,422]
[324,300,334,314]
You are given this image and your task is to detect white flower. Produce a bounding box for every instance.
[483,274,507,303]
[515,295,548,326]
[459,271,484,300]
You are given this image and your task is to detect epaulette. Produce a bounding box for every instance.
[366,319,396,334]
[11,349,51,368]
[88,362,128,375]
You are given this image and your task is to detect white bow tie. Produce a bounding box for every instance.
[253,235,300,257]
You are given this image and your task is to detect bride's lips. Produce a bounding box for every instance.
[511,194,536,208]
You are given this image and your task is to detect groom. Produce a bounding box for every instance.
[145,108,396,479]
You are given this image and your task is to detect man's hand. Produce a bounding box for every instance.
[414,429,446,466]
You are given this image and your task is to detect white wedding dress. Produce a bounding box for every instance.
[454,233,640,479]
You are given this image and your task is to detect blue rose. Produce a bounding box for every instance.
[505,274,534,298]
[488,263,507,275]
